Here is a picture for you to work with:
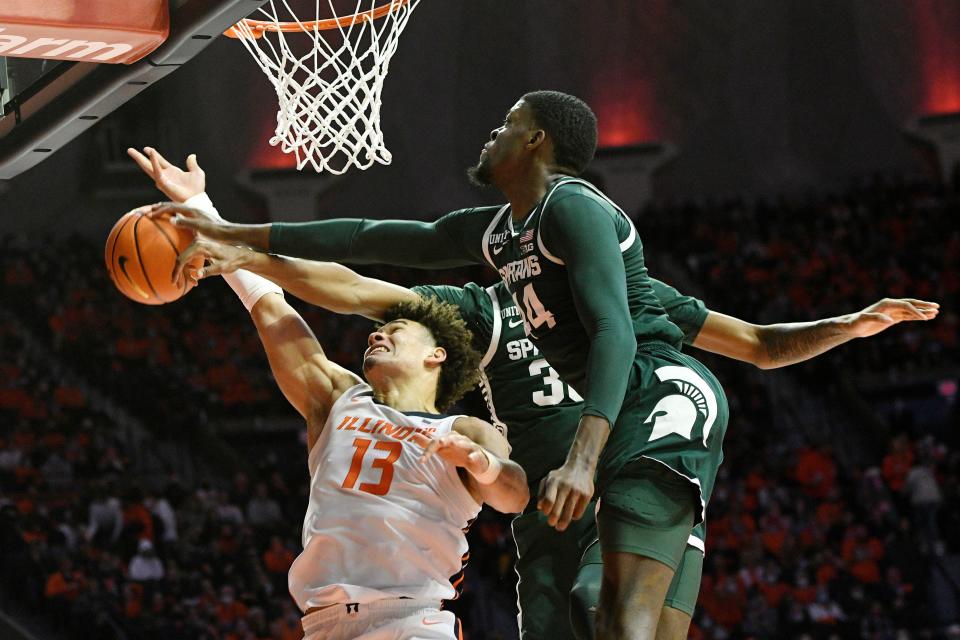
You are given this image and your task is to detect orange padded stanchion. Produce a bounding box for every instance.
[0,0,168,64]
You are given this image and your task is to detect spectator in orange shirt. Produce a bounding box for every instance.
[759,503,791,556]
[757,562,790,608]
[45,558,82,626]
[795,444,837,500]
[45,558,79,601]
[216,585,248,627]
[842,524,885,583]
[263,535,294,574]
[270,600,304,640]
[882,434,914,492]
[122,487,154,543]
[792,571,818,605]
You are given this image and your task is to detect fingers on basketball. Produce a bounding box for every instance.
[105,208,203,305]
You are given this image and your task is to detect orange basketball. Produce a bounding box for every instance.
[104,209,203,305]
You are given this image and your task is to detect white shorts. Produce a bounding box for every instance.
[301,599,462,640]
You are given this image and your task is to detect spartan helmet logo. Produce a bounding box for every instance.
[643,366,718,446]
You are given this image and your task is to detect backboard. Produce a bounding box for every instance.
[0,0,270,180]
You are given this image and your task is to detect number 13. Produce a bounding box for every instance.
[342,437,402,495]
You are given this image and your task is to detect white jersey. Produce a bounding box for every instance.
[289,383,482,612]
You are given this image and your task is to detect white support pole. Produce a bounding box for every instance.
[588,142,677,215]
[904,113,960,183]
[236,168,340,222]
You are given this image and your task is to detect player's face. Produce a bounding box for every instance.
[469,99,538,186]
[362,319,442,377]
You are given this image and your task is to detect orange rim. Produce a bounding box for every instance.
[225,0,410,39]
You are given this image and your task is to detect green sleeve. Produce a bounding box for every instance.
[649,278,708,344]
[269,207,500,268]
[412,283,494,348]
[543,194,637,427]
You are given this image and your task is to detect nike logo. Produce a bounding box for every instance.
[117,256,149,299]
[492,244,506,255]
[507,318,524,328]
[422,617,445,626]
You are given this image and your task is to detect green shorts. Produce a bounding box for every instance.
[596,457,696,571]
[662,543,704,616]
[594,343,728,528]
[513,503,703,638]
[578,532,703,618]
[512,504,599,640]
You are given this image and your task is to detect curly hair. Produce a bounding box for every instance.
[522,90,598,175]
[378,298,481,412]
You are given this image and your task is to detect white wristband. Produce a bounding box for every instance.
[223,270,282,312]
[182,192,224,222]
[468,448,503,485]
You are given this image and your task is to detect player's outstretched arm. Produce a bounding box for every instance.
[168,223,420,321]
[189,241,362,450]
[234,255,420,322]
[693,298,939,369]
[649,277,939,369]
[247,292,361,432]
[414,417,529,514]
[172,207,495,269]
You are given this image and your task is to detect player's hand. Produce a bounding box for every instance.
[161,204,239,243]
[846,298,939,338]
[537,462,594,532]
[411,431,492,476]
[127,147,205,203]
[173,238,254,283]
[144,201,228,236]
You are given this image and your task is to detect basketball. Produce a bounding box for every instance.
[104,209,202,305]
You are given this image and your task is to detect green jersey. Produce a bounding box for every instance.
[412,278,709,513]
[480,178,683,423]
[478,178,727,513]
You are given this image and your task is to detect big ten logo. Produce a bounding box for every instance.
[520,242,535,255]
[506,338,539,361]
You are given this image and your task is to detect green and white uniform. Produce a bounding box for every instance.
[476,179,728,525]
[410,279,710,521]
[269,188,727,636]
[412,280,710,636]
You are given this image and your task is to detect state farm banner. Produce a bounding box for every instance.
[0,0,168,64]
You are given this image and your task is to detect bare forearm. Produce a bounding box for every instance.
[215,222,273,251]
[231,252,414,319]
[756,317,853,369]
[450,416,528,512]
[248,293,321,418]
[238,252,366,313]
[565,414,611,471]
[475,458,529,514]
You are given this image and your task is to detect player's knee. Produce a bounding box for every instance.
[569,563,601,640]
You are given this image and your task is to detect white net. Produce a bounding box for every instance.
[231,0,420,174]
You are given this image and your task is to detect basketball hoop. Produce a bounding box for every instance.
[226,0,419,174]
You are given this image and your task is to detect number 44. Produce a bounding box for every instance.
[519,283,556,331]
